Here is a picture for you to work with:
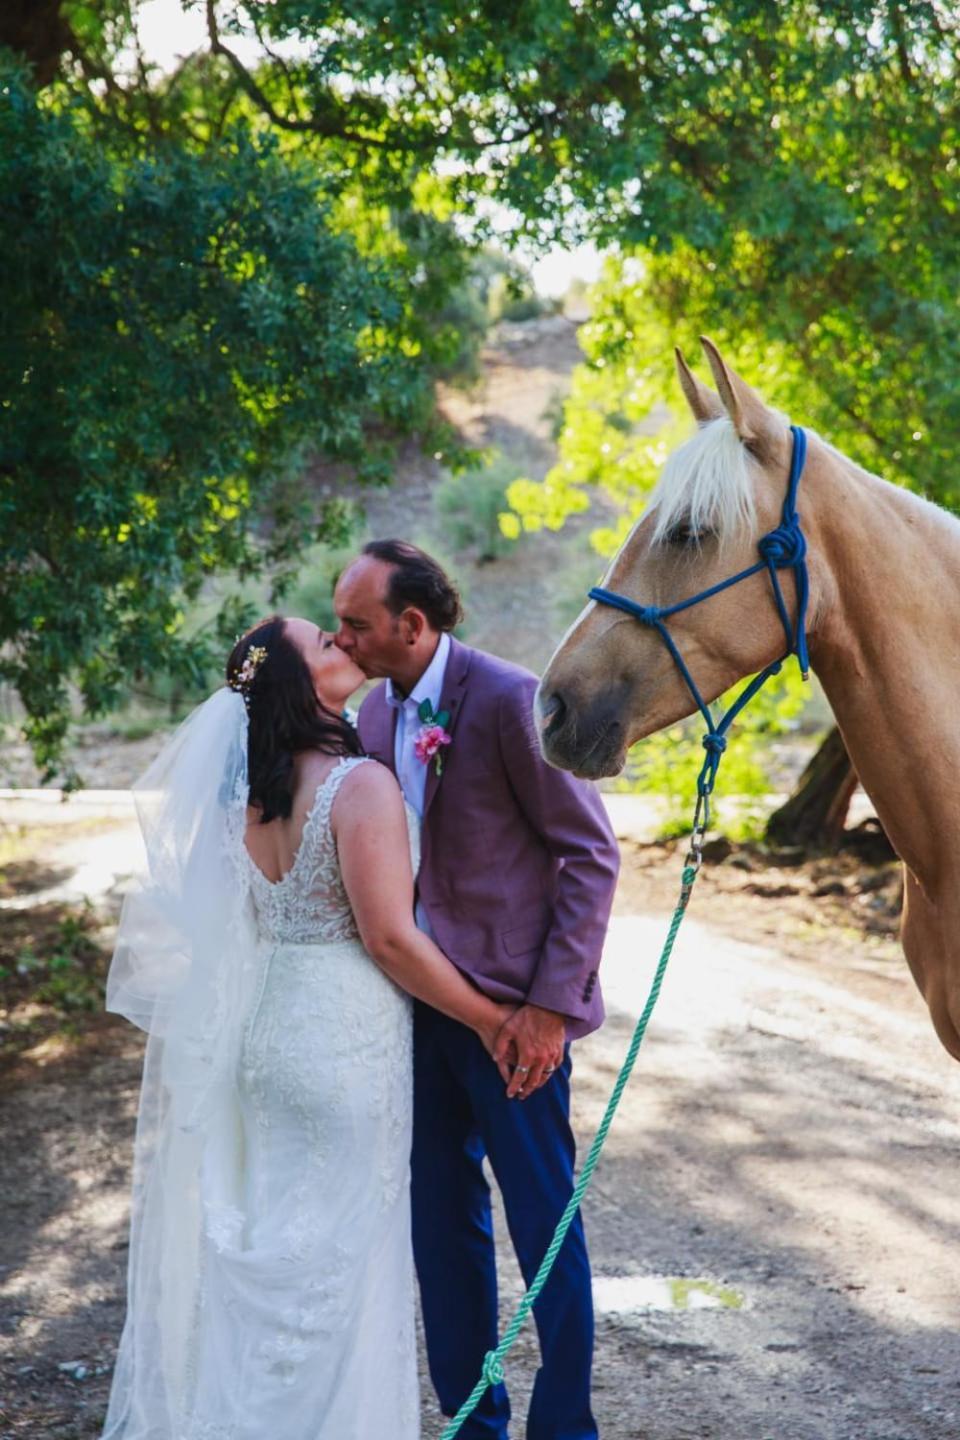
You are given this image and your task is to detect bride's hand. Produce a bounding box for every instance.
[478,1003,520,1074]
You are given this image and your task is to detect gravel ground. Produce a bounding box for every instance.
[2,808,959,1440]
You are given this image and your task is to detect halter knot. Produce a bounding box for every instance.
[482,1351,505,1385]
[587,587,662,627]
[697,732,727,796]
[758,520,807,569]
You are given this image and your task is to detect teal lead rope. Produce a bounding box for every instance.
[439,795,710,1440]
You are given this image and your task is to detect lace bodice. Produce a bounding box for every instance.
[246,756,418,945]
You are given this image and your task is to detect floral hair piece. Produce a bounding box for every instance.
[229,644,268,707]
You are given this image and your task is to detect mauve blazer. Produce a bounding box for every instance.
[357,637,620,1040]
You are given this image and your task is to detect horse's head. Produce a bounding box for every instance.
[538,338,823,778]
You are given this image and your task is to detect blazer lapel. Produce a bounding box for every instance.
[422,637,472,820]
[360,684,398,775]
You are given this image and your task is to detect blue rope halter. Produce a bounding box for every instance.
[588,424,811,799]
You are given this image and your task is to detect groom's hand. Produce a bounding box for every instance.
[493,1004,566,1100]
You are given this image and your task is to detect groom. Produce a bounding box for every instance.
[334,539,619,1440]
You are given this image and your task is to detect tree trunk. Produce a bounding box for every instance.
[765,724,858,851]
[0,1,71,87]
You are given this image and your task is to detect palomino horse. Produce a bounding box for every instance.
[537,337,960,1062]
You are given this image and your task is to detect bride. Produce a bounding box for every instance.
[102,614,515,1440]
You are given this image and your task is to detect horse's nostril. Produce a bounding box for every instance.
[538,690,567,733]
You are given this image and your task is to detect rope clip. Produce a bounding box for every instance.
[680,791,710,906]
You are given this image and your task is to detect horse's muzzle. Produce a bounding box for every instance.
[536,686,627,778]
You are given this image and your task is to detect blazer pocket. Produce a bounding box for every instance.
[501,918,548,958]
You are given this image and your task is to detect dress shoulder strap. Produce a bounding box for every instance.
[289,755,376,880]
[302,754,374,836]
[323,753,375,804]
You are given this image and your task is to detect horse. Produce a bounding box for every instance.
[536,337,960,1062]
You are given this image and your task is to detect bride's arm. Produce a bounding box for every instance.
[334,763,514,1066]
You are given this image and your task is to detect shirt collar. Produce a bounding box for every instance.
[385,631,451,712]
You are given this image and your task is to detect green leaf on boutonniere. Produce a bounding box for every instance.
[417,699,450,729]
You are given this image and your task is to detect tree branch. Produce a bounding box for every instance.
[205,0,393,146]
[890,3,916,88]
[204,0,543,156]
[248,11,307,124]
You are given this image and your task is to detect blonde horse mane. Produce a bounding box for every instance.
[645,417,756,547]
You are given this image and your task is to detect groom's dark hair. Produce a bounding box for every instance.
[362,539,463,632]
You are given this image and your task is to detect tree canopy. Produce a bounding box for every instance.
[2,5,486,776]
[0,58,465,774]
[3,0,958,777]
[501,0,958,529]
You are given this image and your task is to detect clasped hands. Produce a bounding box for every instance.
[485,1002,566,1101]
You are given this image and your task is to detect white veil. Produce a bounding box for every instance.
[103,687,264,1438]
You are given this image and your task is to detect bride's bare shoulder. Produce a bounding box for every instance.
[331,756,403,817]
[283,752,365,825]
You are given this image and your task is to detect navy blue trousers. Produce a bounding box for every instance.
[412,1001,597,1440]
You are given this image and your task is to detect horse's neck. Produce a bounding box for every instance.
[809,451,960,887]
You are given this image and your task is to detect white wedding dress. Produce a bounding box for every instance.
[178,755,420,1440]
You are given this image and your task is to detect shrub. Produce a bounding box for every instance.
[434,457,522,563]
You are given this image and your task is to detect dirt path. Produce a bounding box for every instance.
[565,905,960,1440]
[2,809,959,1440]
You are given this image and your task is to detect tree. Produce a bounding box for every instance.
[2,4,490,777]
[5,1,958,787]
[31,4,950,256]
[0,61,448,775]
[765,728,859,851]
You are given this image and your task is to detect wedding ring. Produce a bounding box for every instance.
[514,1064,530,1075]
[543,1067,555,1076]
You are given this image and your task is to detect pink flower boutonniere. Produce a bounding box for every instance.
[415,700,452,776]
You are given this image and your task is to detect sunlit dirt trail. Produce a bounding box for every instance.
[2,802,958,1440]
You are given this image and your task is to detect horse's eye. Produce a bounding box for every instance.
[664,521,711,547]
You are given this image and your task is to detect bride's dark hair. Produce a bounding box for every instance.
[226,615,362,824]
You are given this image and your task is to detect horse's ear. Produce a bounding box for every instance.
[674,347,724,425]
[699,336,775,443]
